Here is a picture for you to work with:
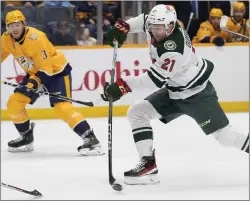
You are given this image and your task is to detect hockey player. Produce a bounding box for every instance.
[192,8,231,46]
[1,10,104,156]
[226,1,249,42]
[102,4,249,185]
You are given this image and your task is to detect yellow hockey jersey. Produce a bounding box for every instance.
[1,26,68,76]
[192,20,231,43]
[226,17,249,42]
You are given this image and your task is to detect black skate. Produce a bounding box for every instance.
[8,123,35,153]
[77,130,104,156]
[124,151,159,185]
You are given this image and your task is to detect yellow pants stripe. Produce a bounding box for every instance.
[63,76,71,98]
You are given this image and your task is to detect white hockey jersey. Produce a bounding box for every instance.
[124,14,214,99]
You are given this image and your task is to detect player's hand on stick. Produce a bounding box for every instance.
[101,78,131,102]
[107,19,130,48]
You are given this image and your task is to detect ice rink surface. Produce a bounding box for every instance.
[1,113,249,200]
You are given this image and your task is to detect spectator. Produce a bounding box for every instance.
[75,9,97,37]
[52,21,77,46]
[226,1,249,42]
[192,8,231,46]
[3,1,35,7]
[77,27,97,46]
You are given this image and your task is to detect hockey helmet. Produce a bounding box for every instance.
[147,4,177,36]
[209,8,223,17]
[5,10,26,25]
[233,2,246,12]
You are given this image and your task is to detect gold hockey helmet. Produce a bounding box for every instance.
[233,2,246,12]
[5,10,26,25]
[209,8,223,17]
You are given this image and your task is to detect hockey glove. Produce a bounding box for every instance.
[107,19,130,48]
[213,36,225,46]
[26,75,41,90]
[101,78,131,102]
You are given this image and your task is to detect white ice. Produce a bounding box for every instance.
[1,113,249,200]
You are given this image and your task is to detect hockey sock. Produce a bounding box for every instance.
[14,120,30,135]
[73,120,91,139]
[212,125,249,153]
[132,127,153,159]
[127,100,161,159]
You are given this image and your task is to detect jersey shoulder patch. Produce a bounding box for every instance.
[156,27,185,57]
[29,33,37,40]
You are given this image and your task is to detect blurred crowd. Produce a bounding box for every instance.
[1,1,119,46]
[1,1,249,46]
[165,1,249,46]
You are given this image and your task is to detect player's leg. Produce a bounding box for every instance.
[48,70,104,156]
[124,88,182,185]
[7,75,39,152]
[177,81,249,153]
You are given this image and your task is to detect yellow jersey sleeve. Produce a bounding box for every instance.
[192,21,212,42]
[1,33,11,63]
[30,31,68,76]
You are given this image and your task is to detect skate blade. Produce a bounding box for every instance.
[124,174,160,185]
[78,146,105,156]
[8,143,34,153]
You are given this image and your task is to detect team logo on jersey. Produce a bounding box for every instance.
[29,34,37,40]
[164,40,176,50]
[16,56,34,70]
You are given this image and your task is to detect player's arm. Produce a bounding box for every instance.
[126,13,148,33]
[1,34,11,63]
[192,22,213,43]
[107,13,147,47]
[192,22,225,46]
[101,52,184,102]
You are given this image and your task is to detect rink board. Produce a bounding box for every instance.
[1,43,249,120]
[0,102,249,120]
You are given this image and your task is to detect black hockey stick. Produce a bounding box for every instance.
[108,41,123,191]
[1,80,94,107]
[1,182,42,197]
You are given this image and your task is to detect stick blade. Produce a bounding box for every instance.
[220,15,228,28]
[32,189,42,197]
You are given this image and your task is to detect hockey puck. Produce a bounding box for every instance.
[112,183,123,191]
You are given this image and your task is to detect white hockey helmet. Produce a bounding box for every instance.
[147,4,177,36]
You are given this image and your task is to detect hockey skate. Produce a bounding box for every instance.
[77,130,104,156]
[8,122,35,153]
[124,151,159,185]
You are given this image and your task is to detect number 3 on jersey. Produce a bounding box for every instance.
[41,50,48,60]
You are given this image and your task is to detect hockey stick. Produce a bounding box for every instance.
[108,41,123,192]
[1,183,42,197]
[186,12,194,33]
[220,15,249,39]
[1,80,94,107]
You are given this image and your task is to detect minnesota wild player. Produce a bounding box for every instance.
[101,4,249,185]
